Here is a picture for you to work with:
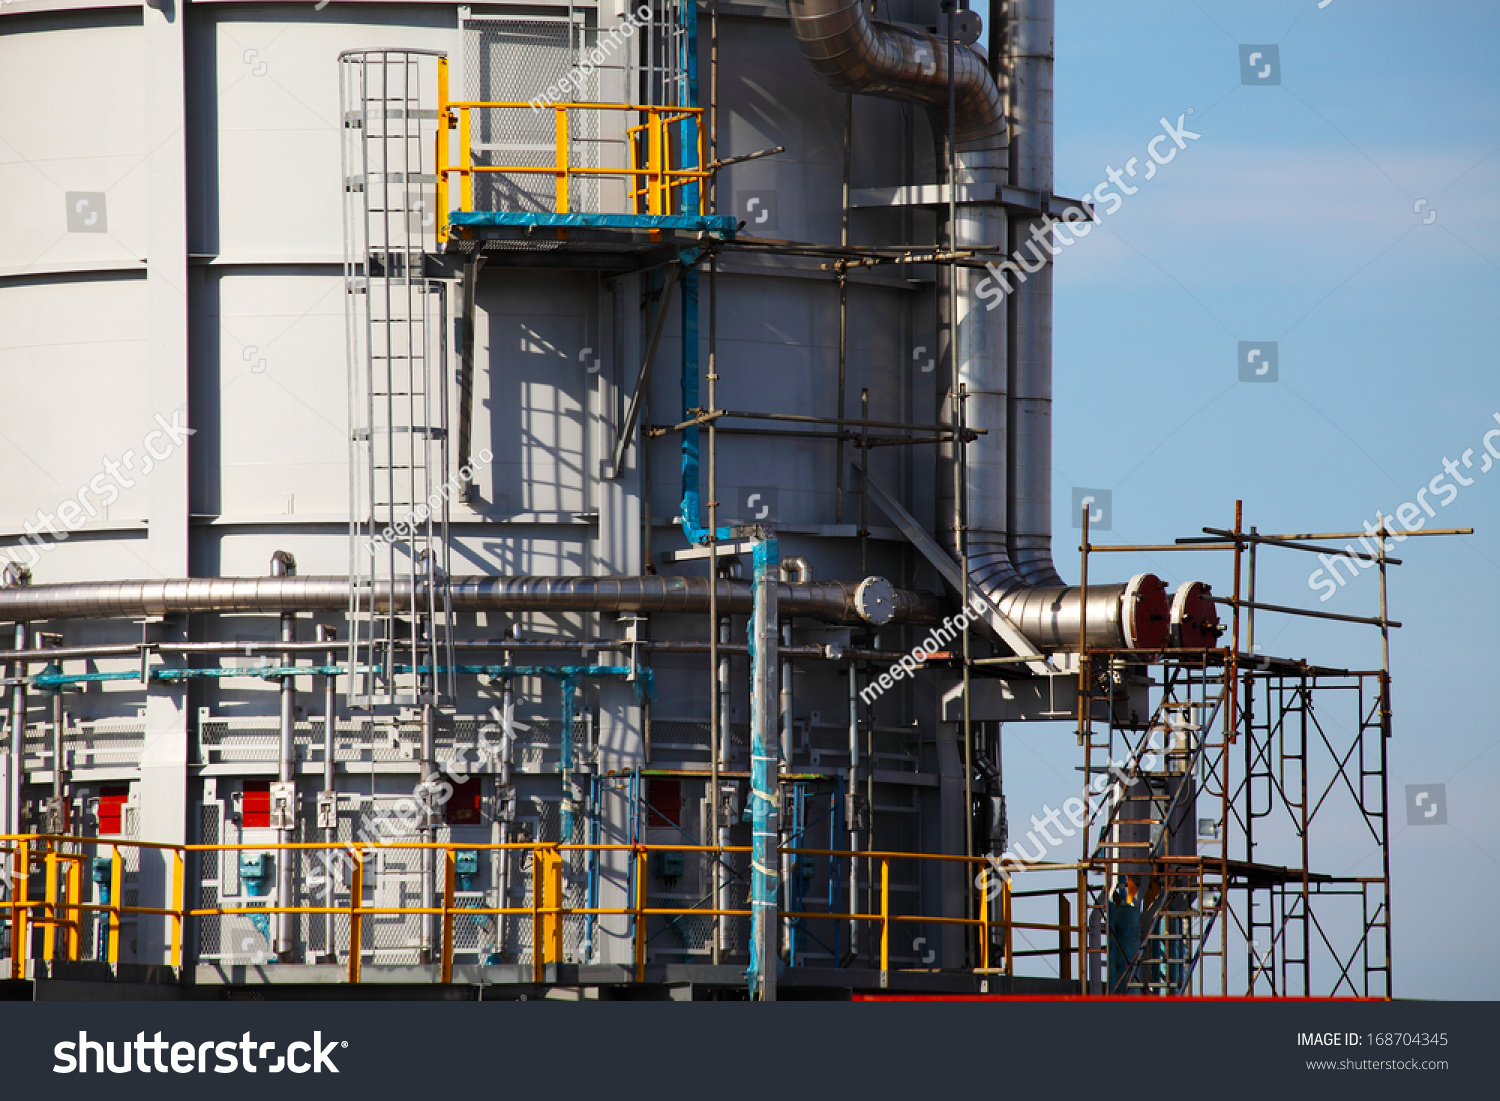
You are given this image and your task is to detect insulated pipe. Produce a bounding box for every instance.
[783,0,1005,151]
[1005,0,1063,586]
[0,575,940,626]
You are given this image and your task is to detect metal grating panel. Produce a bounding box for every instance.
[463,17,602,214]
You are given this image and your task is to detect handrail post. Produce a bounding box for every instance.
[697,109,707,215]
[349,849,363,984]
[553,107,569,213]
[1077,866,1087,993]
[8,841,23,978]
[978,867,990,973]
[879,858,889,989]
[65,857,81,961]
[542,849,563,967]
[459,103,473,215]
[647,113,663,215]
[107,845,121,966]
[627,121,640,214]
[633,847,646,982]
[42,849,57,961]
[1002,876,1013,975]
[440,847,455,984]
[435,57,451,246]
[530,846,543,984]
[170,849,183,969]
[1058,892,1071,984]
[15,840,30,977]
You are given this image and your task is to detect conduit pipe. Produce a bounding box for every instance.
[7,624,26,835]
[784,0,1193,653]
[318,623,338,964]
[778,557,811,766]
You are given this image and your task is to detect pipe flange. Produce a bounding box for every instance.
[1122,573,1170,650]
[1170,581,1223,648]
[853,576,896,626]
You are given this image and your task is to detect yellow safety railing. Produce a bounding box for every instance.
[4,835,1085,987]
[434,57,710,245]
[4,838,172,979]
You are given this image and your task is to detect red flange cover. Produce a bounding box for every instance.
[1123,573,1170,650]
[1171,581,1223,648]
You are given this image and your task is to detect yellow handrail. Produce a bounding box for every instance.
[433,57,711,246]
[3,833,1087,985]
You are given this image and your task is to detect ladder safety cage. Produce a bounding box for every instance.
[340,49,455,709]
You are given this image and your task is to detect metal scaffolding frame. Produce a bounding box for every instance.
[1070,505,1464,997]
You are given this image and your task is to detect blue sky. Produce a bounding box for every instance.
[990,1,1500,998]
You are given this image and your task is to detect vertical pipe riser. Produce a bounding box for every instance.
[747,534,779,999]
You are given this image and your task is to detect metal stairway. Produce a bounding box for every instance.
[1084,671,1230,995]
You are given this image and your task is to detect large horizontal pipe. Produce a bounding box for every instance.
[0,638,913,665]
[0,575,943,626]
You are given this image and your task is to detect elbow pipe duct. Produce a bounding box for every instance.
[785,0,1213,653]
[0,575,943,627]
[784,0,1005,152]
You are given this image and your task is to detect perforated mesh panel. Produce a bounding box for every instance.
[197,805,221,958]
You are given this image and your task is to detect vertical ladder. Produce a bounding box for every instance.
[340,49,454,708]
